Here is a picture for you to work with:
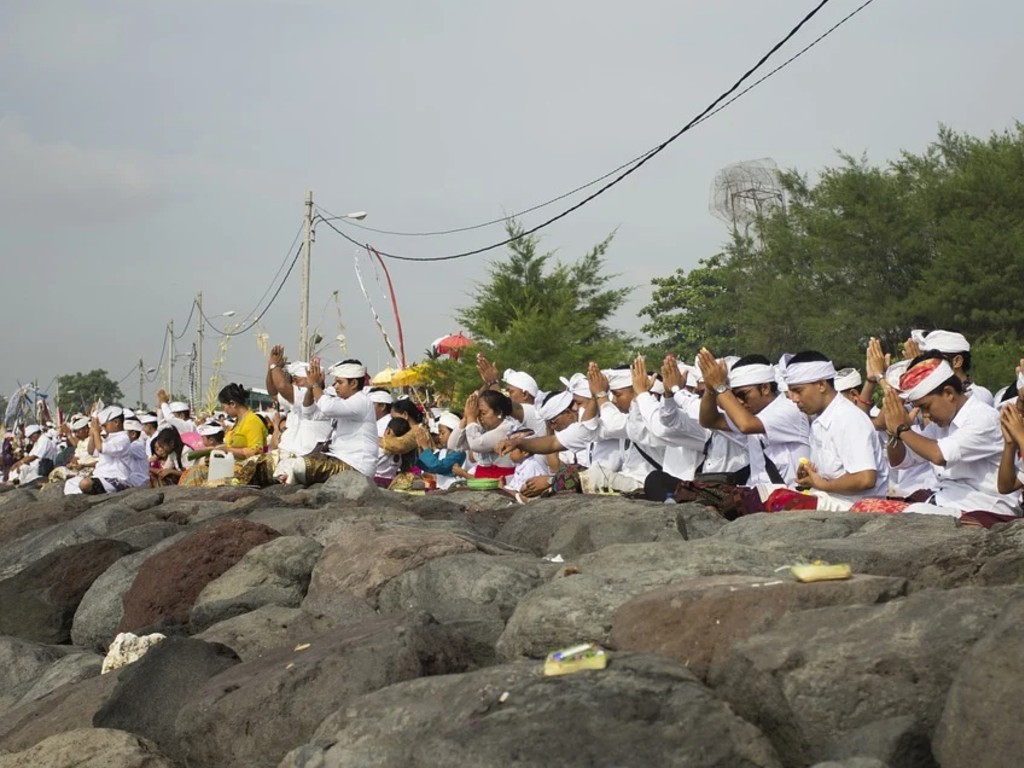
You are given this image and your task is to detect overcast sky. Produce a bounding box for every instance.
[3,0,1022,406]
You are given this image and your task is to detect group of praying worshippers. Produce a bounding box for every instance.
[6,327,1024,521]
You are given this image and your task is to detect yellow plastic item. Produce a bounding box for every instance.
[543,643,608,676]
[790,563,852,582]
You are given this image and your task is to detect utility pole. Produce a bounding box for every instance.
[197,291,204,411]
[138,358,144,410]
[167,320,174,395]
[300,190,314,361]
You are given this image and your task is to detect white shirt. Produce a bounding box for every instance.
[598,400,665,483]
[316,390,379,477]
[518,402,546,437]
[505,454,550,492]
[277,391,304,453]
[967,383,995,407]
[22,435,57,481]
[809,394,889,505]
[127,439,151,488]
[158,403,197,435]
[459,417,519,469]
[94,431,132,482]
[635,392,707,481]
[727,394,811,486]
[894,395,1018,515]
[375,415,399,479]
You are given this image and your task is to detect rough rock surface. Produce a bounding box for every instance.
[932,593,1024,768]
[195,604,359,661]
[611,573,907,679]
[497,539,795,659]
[303,522,476,609]
[190,535,322,631]
[0,637,99,717]
[118,518,280,633]
[708,586,1024,767]
[0,727,177,768]
[0,539,134,643]
[93,637,240,761]
[71,533,188,651]
[174,612,472,768]
[279,653,783,768]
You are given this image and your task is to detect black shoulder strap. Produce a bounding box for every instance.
[759,438,786,485]
[694,434,714,475]
[632,441,663,472]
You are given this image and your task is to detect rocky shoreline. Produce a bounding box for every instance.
[0,476,1020,767]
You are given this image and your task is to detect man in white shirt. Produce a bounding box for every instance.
[156,391,197,434]
[11,424,57,485]
[123,419,152,488]
[369,389,398,480]
[73,406,133,495]
[882,354,1017,516]
[908,329,994,406]
[781,351,889,508]
[698,350,811,486]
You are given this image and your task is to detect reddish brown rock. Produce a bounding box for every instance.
[118,519,279,633]
[0,539,135,644]
[303,522,476,610]
[611,574,907,680]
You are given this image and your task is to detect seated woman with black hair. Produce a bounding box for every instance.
[447,389,520,479]
[216,382,268,460]
[149,427,191,486]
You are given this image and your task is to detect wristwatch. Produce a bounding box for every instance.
[894,424,911,440]
[714,383,728,395]
[594,390,609,399]
[269,364,278,370]
[670,384,681,395]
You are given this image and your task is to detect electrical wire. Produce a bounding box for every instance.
[199,242,303,337]
[319,0,873,259]
[171,299,197,339]
[236,221,304,325]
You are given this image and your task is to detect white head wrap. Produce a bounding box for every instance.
[169,401,189,413]
[912,329,970,354]
[602,368,633,392]
[198,423,224,437]
[834,368,863,392]
[98,406,124,423]
[728,363,776,388]
[24,424,42,438]
[328,362,367,380]
[1016,370,1024,391]
[899,359,956,401]
[69,416,90,431]
[537,391,574,421]
[123,408,136,419]
[884,360,910,390]
[778,354,839,387]
[368,390,394,405]
[651,379,665,396]
[139,413,159,425]
[124,419,143,432]
[690,356,705,385]
[502,369,539,399]
[438,412,461,432]
[559,373,592,399]
[286,361,310,378]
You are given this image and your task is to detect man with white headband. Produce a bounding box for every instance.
[284,358,377,482]
[123,419,151,488]
[9,424,57,485]
[697,349,810,486]
[908,329,994,406]
[155,390,197,435]
[475,355,546,436]
[559,371,619,469]
[73,406,133,495]
[265,344,328,456]
[782,351,889,506]
[881,353,1015,515]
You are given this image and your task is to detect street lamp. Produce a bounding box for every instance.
[300,192,367,361]
[196,292,238,410]
[138,361,157,410]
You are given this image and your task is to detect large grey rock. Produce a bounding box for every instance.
[611,573,908,680]
[93,637,240,762]
[932,593,1024,768]
[377,552,559,664]
[195,604,360,661]
[190,535,322,631]
[279,653,783,768]
[402,494,518,540]
[13,651,102,710]
[252,502,419,545]
[174,612,472,768]
[311,472,381,504]
[71,533,189,651]
[303,522,476,610]
[495,495,707,557]
[0,637,98,718]
[0,727,177,768]
[0,495,89,541]
[0,539,135,643]
[916,521,1024,590]
[0,503,155,579]
[708,586,1024,767]
[497,539,793,659]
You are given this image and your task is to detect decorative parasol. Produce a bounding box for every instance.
[391,365,427,387]
[371,366,399,386]
[433,331,474,359]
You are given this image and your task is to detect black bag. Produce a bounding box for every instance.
[694,465,750,486]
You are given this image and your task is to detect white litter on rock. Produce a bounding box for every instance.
[101,631,167,674]
[543,554,565,563]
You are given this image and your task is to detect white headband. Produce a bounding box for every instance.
[286,361,310,378]
[438,412,461,432]
[368,390,394,405]
[834,368,863,392]
[169,401,189,413]
[329,362,367,380]
[779,355,838,386]
[139,414,158,425]
[602,369,633,392]
[503,369,539,398]
[537,390,574,421]
[98,406,124,423]
[69,417,90,430]
[24,424,42,438]
[560,373,592,399]
[123,420,143,432]
[198,424,223,436]
[913,329,970,354]
[900,359,956,400]
[728,363,776,388]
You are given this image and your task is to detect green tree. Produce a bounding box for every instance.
[423,220,634,404]
[57,370,124,412]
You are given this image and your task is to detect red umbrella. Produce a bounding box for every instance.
[434,332,474,359]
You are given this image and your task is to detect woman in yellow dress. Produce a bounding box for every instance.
[180,383,270,486]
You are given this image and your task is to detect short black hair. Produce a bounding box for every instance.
[391,399,424,424]
[218,383,249,406]
[479,389,513,419]
[732,355,778,394]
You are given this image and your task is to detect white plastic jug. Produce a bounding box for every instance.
[207,450,236,483]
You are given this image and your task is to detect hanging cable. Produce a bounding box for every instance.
[319,0,874,257]
[236,221,304,325]
[171,299,197,339]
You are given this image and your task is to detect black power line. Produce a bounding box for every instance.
[321,0,874,261]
